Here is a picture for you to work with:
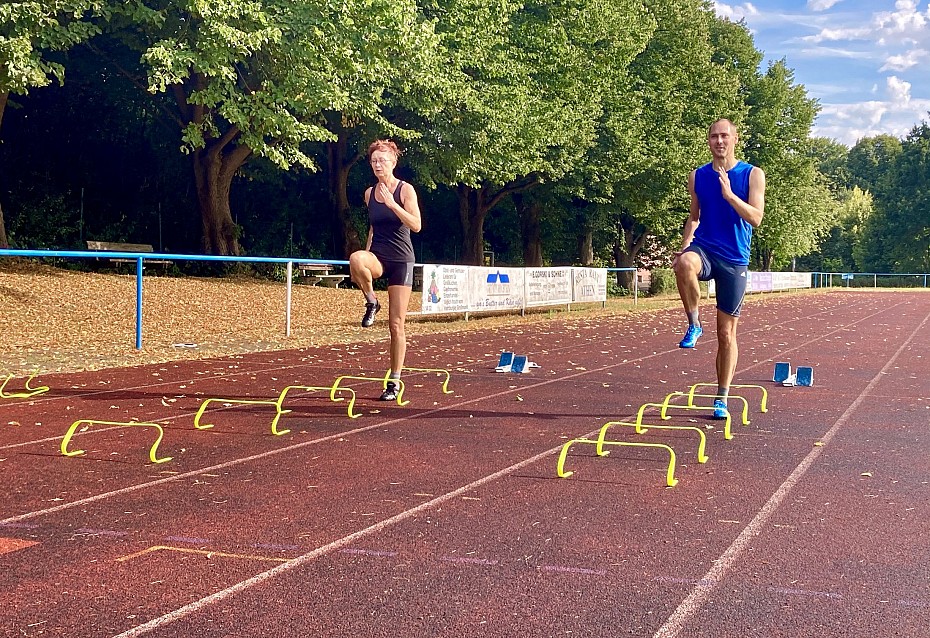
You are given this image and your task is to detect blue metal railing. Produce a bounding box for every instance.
[812,271,930,288]
[1,249,637,350]
[0,248,346,350]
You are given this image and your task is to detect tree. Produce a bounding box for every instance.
[103,0,434,255]
[0,0,101,247]
[808,136,851,194]
[877,121,930,271]
[404,0,651,265]
[600,0,743,287]
[846,134,902,195]
[743,60,834,270]
[839,134,903,271]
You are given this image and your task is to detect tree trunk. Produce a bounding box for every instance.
[172,77,251,256]
[514,193,543,266]
[456,176,541,265]
[613,213,648,290]
[759,249,773,271]
[457,185,487,265]
[0,200,7,249]
[326,119,362,258]
[0,91,8,248]
[192,142,251,255]
[578,227,594,266]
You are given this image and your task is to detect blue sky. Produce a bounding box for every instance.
[712,0,930,146]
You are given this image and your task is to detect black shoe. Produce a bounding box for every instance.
[361,300,380,327]
[379,381,398,401]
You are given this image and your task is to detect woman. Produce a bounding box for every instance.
[348,139,422,401]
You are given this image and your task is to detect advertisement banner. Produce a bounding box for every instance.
[525,267,573,306]
[711,271,812,296]
[467,267,525,312]
[420,264,470,314]
[749,271,773,292]
[571,267,608,302]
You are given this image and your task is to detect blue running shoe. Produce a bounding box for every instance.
[679,325,703,348]
[713,399,729,420]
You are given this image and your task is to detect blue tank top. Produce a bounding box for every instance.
[692,161,755,265]
[368,181,414,262]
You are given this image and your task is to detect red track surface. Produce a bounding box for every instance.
[1,290,929,637]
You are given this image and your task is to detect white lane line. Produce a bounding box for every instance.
[111,442,568,638]
[108,299,922,637]
[4,289,862,411]
[1,298,910,523]
[652,307,930,638]
[4,295,902,454]
[1,347,667,526]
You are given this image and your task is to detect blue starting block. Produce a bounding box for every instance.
[773,362,791,383]
[496,352,514,372]
[774,362,814,387]
[796,366,814,387]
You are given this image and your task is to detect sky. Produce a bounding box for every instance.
[711,0,930,146]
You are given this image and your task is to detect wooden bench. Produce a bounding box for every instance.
[296,263,347,288]
[86,241,173,269]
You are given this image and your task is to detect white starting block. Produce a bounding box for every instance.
[495,351,540,373]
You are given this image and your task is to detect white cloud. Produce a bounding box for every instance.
[815,95,930,145]
[712,1,759,22]
[886,76,912,106]
[801,26,873,43]
[880,48,929,71]
[804,0,929,45]
[807,0,843,11]
[874,1,928,39]
[798,46,875,60]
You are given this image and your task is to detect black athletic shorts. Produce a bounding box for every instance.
[684,244,748,317]
[377,259,415,287]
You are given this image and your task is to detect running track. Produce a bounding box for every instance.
[1,290,928,637]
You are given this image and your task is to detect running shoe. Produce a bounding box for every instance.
[679,325,703,348]
[361,300,381,328]
[713,399,729,420]
[379,381,398,402]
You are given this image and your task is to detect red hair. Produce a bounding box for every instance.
[367,139,401,160]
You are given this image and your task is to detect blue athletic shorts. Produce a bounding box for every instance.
[684,244,748,317]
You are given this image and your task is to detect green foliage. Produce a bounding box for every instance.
[648,267,676,295]
[871,122,930,271]
[1,0,927,277]
[6,190,81,249]
[744,61,836,269]
[0,1,103,94]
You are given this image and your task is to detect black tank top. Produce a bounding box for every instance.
[368,181,414,262]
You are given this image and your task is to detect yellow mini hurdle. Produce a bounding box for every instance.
[384,368,452,395]
[332,375,409,406]
[61,419,172,464]
[634,401,734,440]
[686,383,768,413]
[596,420,708,464]
[193,385,358,436]
[557,437,679,487]
[0,370,50,399]
[662,391,751,427]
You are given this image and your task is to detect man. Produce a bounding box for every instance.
[672,119,765,419]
